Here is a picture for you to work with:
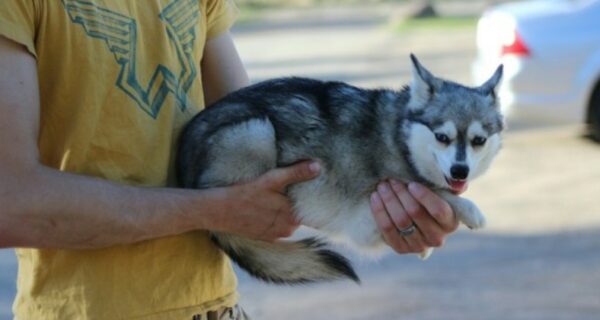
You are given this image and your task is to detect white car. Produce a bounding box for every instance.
[472,0,600,138]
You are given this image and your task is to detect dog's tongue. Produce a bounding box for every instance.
[448,179,468,194]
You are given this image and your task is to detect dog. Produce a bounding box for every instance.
[176,54,504,284]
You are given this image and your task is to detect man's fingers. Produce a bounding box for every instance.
[259,209,301,241]
[408,182,458,232]
[389,180,426,226]
[261,161,320,191]
[370,192,410,253]
[389,180,445,247]
[376,182,412,230]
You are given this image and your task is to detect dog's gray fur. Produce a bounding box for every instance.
[176,54,504,284]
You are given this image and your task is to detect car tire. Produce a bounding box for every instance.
[590,83,600,142]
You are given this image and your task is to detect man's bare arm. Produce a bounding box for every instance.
[201,31,249,106]
[0,34,316,249]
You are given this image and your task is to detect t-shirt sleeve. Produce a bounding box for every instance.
[0,0,38,57]
[205,0,239,39]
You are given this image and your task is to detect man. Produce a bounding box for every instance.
[0,0,458,319]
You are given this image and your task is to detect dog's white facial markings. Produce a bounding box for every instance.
[434,121,458,140]
[467,121,487,140]
[463,121,484,178]
[406,122,449,188]
[409,120,501,189]
[470,132,502,180]
[430,121,459,183]
[465,121,502,181]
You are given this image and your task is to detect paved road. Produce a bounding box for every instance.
[232,5,479,87]
[1,4,599,319]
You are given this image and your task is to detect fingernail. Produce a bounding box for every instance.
[309,161,321,174]
[377,183,390,194]
[370,192,379,204]
[408,182,425,198]
[390,179,400,186]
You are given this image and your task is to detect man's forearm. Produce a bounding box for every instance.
[0,165,220,249]
[0,32,257,250]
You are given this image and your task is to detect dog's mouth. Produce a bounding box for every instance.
[445,177,468,194]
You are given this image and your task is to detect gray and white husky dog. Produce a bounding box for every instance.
[177,55,504,285]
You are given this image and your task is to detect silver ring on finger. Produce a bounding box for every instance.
[397,222,416,237]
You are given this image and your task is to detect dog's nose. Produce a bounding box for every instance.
[450,165,469,180]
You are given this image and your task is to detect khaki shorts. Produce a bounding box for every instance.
[192,305,250,320]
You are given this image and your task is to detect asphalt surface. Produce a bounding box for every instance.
[1,3,599,320]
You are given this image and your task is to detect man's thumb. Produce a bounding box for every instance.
[263,161,321,190]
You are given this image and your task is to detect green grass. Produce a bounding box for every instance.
[395,16,478,32]
[236,0,400,7]
[235,0,408,24]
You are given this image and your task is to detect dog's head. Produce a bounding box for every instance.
[403,54,504,193]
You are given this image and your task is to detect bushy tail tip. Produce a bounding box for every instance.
[211,233,360,285]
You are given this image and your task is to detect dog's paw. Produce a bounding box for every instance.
[437,192,487,230]
[461,212,486,229]
[418,247,434,260]
[457,201,486,229]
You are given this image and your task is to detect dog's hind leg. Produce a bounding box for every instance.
[196,118,359,284]
[197,117,278,188]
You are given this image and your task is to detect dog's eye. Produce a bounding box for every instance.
[472,136,487,147]
[435,133,451,145]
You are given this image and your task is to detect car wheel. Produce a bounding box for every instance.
[590,83,600,142]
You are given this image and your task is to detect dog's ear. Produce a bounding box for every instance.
[408,54,439,111]
[479,64,503,100]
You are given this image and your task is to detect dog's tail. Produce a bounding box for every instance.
[211,232,359,284]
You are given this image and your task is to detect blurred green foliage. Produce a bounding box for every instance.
[395,16,478,32]
[235,0,409,9]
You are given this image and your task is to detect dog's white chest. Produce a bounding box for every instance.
[289,179,382,250]
[289,180,352,230]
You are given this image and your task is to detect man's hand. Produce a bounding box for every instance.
[208,161,321,242]
[370,179,459,254]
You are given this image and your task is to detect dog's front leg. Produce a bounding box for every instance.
[437,192,486,229]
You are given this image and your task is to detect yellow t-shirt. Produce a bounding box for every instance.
[0,0,240,319]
